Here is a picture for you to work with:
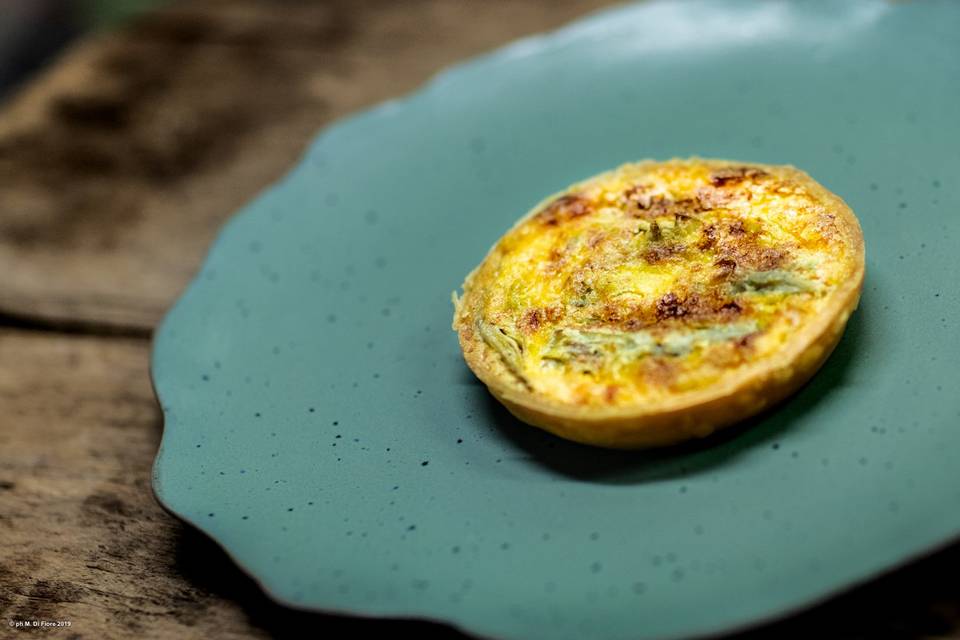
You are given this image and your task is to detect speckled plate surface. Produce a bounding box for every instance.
[151,1,960,638]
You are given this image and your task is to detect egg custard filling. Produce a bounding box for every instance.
[453,159,864,447]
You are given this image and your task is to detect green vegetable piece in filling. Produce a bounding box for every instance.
[734,270,815,295]
[542,321,759,368]
[478,319,529,386]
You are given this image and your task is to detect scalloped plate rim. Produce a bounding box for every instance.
[149,1,960,638]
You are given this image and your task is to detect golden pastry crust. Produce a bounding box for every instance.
[453,158,864,449]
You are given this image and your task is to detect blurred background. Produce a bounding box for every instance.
[2,2,958,639]
[0,0,164,99]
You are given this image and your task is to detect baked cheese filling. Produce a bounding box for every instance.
[472,162,848,407]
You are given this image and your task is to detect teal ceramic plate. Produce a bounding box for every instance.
[151,1,960,638]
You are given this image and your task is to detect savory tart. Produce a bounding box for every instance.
[452,158,864,449]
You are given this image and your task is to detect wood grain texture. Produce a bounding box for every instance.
[0,0,630,331]
[0,1,958,638]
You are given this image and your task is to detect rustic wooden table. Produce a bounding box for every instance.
[1,1,957,638]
